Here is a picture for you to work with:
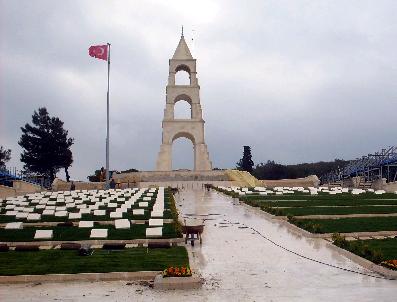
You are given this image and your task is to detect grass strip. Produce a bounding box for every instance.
[242,193,397,200]
[0,246,188,276]
[332,234,397,264]
[289,216,397,234]
[360,238,397,260]
[243,198,397,208]
[0,224,178,242]
[275,206,397,216]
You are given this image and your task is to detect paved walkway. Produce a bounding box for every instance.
[0,189,396,301]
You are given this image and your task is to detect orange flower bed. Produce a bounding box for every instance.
[162,266,192,277]
[381,260,397,270]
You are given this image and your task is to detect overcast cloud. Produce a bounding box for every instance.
[1,0,396,180]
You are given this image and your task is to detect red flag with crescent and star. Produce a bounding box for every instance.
[88,45,108,61]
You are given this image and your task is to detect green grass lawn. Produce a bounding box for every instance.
[0,246,189,276]
[292,217,397,233]
[243,197,397,208]
[332,235,397,264]
[276,206,397,216]
[360,238,397,260]
[242,192,396,199]
[0,224,180,242]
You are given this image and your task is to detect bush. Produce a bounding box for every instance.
[332,235,384,264]
[311,223,323,233]
[351,241,384,264]
[302,222,322,233]
[261,206,283,216]
[168,192,182,238]
[372,249,384,264]
[287,215,297,224]
[332,233,349,249]
[231,192,239,199]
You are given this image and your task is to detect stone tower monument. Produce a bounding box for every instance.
[156,33,212,171]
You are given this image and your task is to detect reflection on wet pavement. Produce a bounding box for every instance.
[175,189,397,300]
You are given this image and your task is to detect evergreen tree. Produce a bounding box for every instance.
[236,145,254,173]
[87,169,101,182]
[60,148,73,182]
[18,108,74,182]
[87,167,118,182]
[252,159,349,180]
[0,146,11,168]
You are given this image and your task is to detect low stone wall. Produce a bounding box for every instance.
[52,178,234,191]
[261,175,320,188]
[383,181,397,193]
[2,238,184,248]
[0,181,44,199]
[0,271,159,284]
[0,185,16,199]
[324,178,397,192]
[137,180,233,189]
[113,170,229,183]
[153,274,202,290]
[52,178,104,191]
[13,180,42,194]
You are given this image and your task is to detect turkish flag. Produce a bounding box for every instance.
[89,45,108,61]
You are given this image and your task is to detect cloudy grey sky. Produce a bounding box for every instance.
[1,0,396,180]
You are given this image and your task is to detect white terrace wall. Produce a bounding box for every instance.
[261,175,320,188]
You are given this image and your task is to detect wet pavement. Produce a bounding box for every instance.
[1,189,396,301]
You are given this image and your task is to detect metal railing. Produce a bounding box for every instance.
[0,166,51,189]
[321,145,397,184]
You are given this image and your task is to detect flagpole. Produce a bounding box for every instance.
[105,43,111,189]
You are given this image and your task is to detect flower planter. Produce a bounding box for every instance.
[153,274,202,290]
[162,266,192,278]
[381,260,397,270]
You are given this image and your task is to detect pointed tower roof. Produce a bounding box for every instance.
[172,35,193,60]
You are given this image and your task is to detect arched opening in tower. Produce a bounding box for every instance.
[174,100,192,119]
[175,70,190,85]
[172,137,194,171]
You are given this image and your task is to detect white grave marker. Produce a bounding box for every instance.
[114,219,130,229]
[34,230,53,239]
[90,229,108,238]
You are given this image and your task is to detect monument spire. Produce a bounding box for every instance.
[172,30,193,60]
[156,32,212,171]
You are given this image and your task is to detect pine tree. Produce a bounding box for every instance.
[0,146,11,168]
[236,145,254,173]
[18,108,74,182]
[60,149,73,182]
